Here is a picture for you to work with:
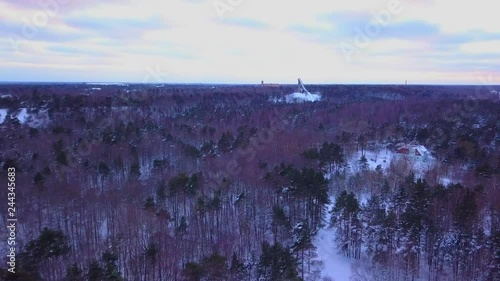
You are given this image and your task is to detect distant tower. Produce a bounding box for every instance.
[297,78,310,94]
[405,80,407,85]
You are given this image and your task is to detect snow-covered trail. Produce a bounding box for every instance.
[313,198,352,281]
[314,226,352,281]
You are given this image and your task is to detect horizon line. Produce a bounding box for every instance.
[0,81,499,87]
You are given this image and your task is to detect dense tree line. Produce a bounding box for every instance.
[331,174,499,281]
[0,85,497,280]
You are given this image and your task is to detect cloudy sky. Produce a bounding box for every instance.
[0,0,498,84]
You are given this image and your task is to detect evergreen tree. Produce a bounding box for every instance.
[291,167,329,226]
[129,160,141,179]
[18,228,71,278]
[358,155,369,171]
[292,221,315,280]
[200,253,229,280]
[330,191,362,258]
[218,131,234,153]
[176,216,188,237]
[258,241,300,281]
[101,252,122,281]
[182,262,203,281]
[272,205,291,243]
[145,242,158,265]
[229,253,246,280]
[65,263,84,281]
[363,195,388,262]
[319,142,346,174]
[87,260,104,281]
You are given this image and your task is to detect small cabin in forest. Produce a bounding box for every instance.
[395,143,429,161]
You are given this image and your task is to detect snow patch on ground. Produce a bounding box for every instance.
[1,108,50,127]
[285,92,322,103]
[438,172,462,187]
[0,109,7,124]
[439,177,454,186]
[16,108,29,124]
[359,193,371,206]
[270,92,322,104]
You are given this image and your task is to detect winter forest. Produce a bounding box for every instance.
[0,83,498,281]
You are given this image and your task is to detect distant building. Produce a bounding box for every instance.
[261,80,280,87]
[395,143,429,162]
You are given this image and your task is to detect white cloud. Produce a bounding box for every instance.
[0,0,499,83]
[460,40,500,54]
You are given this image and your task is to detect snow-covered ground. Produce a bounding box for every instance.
[285,91,322,103]
[347,149,436,178]
[315,147,442,280]
[0,108,50,127]
[348,149,394,172]
[16,108,29,124]
[270,91,322,104]
[314,225,352,281]
[314,197,352,281]
[439,177,454,186]
[0,109,7,124]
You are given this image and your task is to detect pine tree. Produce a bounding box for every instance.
[102,252,123,281]
[292,221,315,279]
[229,253,246,280]
[65,263,84,281]
[218,131,234,153]
[182,262,203,281]
[87,260,104,281]
[272,205,291,243]
[363,195,388,262]
[319,142,346,174]
[358,155,369,171]
[176,216,188,237]
[330,191,362,258]
[258,241,300,281]
[18,228,71,278]
[201,253,229,280]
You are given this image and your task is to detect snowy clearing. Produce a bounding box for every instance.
[0,108,50,127]
[346,148,436,177]
[0,109,7,124]
[348,149,394,172]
